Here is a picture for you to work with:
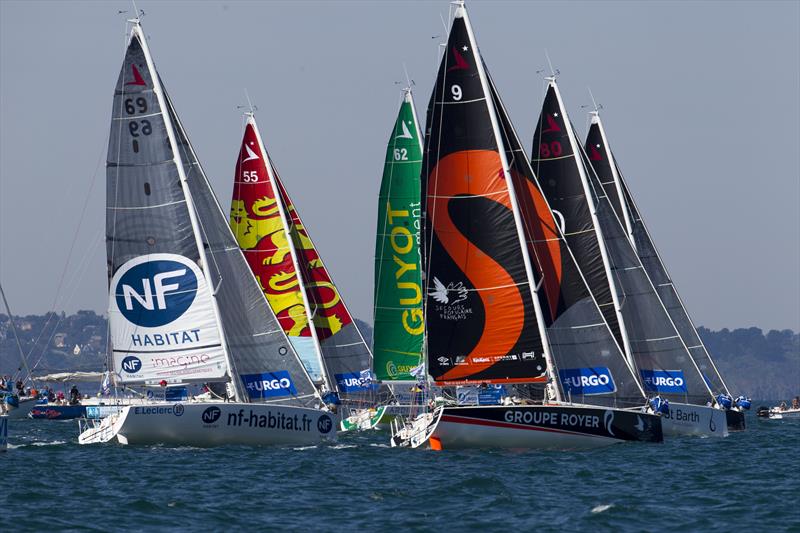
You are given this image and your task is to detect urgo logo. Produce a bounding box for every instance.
[317,414,333,434]
[559,367,616,395]
[202,406,221,424]
[641,369,687,393]
[121,356,142,374]
[113,254,200,328]
[241,371,297,399]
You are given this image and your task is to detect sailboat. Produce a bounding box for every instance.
[391,2,662,450]
[584,111,749,431]
[368,87,426,430]
[79,18,335,446]
[530,78,727,438]
[228,111,380,431]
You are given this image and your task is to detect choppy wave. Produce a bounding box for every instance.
[0,414,796,531]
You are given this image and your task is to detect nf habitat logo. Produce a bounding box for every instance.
[317,414,333,434]
[114,254,200,328]
[121,356,142,374]
[202,406,221,424]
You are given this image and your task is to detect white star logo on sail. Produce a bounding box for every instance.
[243,144,259,163]
[553,113,559,117]
[396,120,414,140]
[462,45,469,51]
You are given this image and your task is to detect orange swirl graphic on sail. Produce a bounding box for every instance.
[511,172,563,321]
[429,150,525,381]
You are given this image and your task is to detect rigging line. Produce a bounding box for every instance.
[27,229,105,374]
[0,283,32,383]
[23,119,110,373]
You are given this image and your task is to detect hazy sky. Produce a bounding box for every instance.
[1,1,798,332]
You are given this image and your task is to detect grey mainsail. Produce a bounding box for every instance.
[106,25,318,407]
[585,114,731,397]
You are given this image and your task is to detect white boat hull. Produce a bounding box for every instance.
[2,396,37,420]
[759,407,800,420]
[79,402,337,446]
[397,404,663,450]
[658,402,728,438]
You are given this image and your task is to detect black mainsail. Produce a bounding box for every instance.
[531,79,714,405]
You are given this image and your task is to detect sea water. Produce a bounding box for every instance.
[1,412,798,531]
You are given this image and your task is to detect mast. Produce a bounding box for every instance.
[248,116,333,394]
[460,4,561,400]
[131,22,244,402]
[548,79,635,373]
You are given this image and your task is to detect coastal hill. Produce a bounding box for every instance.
[1,311,797,401]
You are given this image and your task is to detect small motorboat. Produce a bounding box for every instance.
[757,404,800,420]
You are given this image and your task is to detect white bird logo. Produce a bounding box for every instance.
[429,277,468,305]
[243,143,260,163]
[396,120,414,140]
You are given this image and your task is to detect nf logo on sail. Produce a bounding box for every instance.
[121,356,142,374]
[202,406,221,424]
[114,255,199,327]
[641,369,687,393]
[558,367,616,395]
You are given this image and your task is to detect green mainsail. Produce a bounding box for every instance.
[373,89,424,381]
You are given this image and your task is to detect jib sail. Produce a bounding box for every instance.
[273,174,375,401]
[373,89,425,382]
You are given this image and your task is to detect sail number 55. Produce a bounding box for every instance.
[242,171,259,183]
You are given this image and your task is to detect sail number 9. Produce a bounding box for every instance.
[451,84,462,101]
[393,148,408,161]
[242,171,259,183]
[539,141,563,158]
